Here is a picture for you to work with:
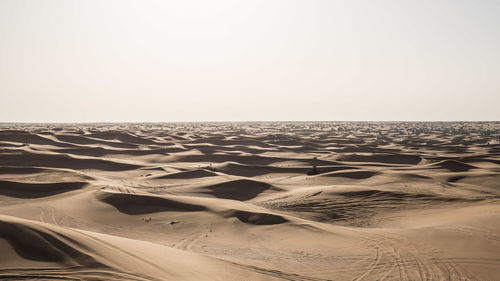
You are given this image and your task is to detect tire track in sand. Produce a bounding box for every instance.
[347,228,475,281]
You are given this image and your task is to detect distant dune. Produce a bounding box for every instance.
[0,122,499,280]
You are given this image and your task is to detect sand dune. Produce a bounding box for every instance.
[198,179,276,200]
[0,215,278,281]
[96,190,208,214]
[51,147,178,157]
[320,170,379,179]
[0,150,143,171]
[53,134,140,149]
[0,180,87,198]
[0,122,499,280]
[155,169,218,179]
[337,153,423,165]
[431,159,478,172]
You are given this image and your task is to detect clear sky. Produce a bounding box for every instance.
[1,0,499,122]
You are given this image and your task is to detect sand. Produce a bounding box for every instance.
[0,121,499,280]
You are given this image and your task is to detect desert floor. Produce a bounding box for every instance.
[0,122,499,281]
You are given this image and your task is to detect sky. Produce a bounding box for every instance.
[1,0,499,122]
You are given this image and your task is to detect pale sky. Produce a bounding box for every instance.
[1,0,499,122]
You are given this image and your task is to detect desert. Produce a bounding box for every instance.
[0,121,499,280]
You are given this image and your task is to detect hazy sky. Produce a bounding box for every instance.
[1,0,499,122]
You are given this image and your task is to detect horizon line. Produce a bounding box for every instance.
[1,120,499,124]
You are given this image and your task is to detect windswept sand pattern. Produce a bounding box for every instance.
[0,122,499,280]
